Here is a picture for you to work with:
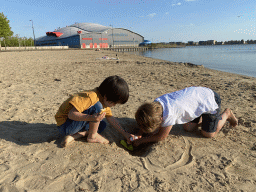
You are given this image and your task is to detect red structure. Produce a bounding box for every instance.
[46,32,63,37]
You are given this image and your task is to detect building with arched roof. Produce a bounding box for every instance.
[35,23,144,48]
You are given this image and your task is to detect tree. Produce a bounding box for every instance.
[0,12,13,38]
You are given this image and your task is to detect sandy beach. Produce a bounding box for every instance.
[0,49,256,192]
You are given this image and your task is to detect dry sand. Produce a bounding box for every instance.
[0,49,256,192]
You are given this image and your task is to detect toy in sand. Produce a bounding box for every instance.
[100,108,107,114]
[120,140,134,151]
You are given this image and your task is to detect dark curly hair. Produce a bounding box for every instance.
[98,75,129,104]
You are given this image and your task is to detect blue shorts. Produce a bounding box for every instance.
[58,101,106,136]
[191,91,222,133]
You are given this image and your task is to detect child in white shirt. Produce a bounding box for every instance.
[132,87,238,146]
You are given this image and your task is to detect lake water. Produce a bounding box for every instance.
[131,44,256,78]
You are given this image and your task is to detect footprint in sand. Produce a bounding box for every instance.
[225,156,256,180]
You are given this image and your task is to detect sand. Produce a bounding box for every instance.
[0,49,255,192]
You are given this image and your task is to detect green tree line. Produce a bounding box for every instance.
[0,12,34,47]
[1,35,34,47]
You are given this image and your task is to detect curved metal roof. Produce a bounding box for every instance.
[36,23,111,41]
[70,23,111,33]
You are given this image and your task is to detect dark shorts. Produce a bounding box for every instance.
[191,91,222,133]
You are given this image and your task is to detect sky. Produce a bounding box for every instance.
[1,0,256,42]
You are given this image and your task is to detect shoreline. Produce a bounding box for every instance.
[0,49,255,191]
[128,52,256,79]
[127,44,256,78]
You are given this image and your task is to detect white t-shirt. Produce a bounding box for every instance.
[154,87,219,127]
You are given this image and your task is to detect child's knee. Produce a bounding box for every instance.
[183,122,197,132]
[183,125,192,132]
[94,101,103,113]
[201,130,216,138]
[84,102,103,115]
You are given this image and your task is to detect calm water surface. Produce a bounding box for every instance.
[131,44,256,77]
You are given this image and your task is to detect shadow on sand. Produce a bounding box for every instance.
[0,121,60,146]
[0,118,203,156]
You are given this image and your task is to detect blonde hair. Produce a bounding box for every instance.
[135,102,163,133]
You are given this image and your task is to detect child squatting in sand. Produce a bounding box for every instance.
[55,75,132,147]
[131,86,238,147]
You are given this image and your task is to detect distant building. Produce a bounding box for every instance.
[176,42,184,45]
[198,40,216,45]
[224,40,248,45]
[199,41,206,45]
[187,41,198,45]
[207,40,216,45]
[215,41,224,45]
[35,23,144,48]
[188,41,194,45]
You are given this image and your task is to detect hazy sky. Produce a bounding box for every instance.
[1,0,255,42]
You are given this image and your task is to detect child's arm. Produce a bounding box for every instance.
[136,129,144,136]
[106,116,131,141]
[132,125,173,147]
[68,107,105,122]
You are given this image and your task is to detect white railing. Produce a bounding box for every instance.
[0,46,69,51]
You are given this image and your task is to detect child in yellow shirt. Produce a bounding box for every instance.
[55,75,131,147]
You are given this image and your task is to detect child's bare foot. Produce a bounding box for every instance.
[87,133,109,144]
[61,131,88,147]
[225,108,238,127]
[61,135,75,147]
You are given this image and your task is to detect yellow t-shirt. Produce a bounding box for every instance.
[55,88,112,126]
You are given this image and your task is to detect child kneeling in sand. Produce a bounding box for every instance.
[55,75,132,147]
[132,86,238,147]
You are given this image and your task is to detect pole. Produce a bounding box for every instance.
[29,20,36,47]
[130,27,134,47]
[110,25,114,47]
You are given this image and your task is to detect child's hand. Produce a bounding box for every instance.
[131,138,142,147]
[129,135,142,141]
[127,135,142,144]
[92,112,106,122]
